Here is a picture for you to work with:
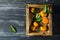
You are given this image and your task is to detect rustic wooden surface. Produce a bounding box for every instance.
[0,0,60,40]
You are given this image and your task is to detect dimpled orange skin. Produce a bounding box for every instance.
[39,10,47,17]
[40,26,47,31]
[42,17,49,24]
[31,8,35,13]
[33,22,38,27]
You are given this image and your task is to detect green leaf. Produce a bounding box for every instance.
[36,17,42,23]
[47,8,52,14]
[44,5,48,13]
[44,5,52,14]
[10,25,16,33]
[34,9,37,14]
[35,14,40,19]
[35,14,42,22]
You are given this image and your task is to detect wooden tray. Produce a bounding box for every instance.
[26,4,52,36]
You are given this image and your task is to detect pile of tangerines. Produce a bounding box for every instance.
[30,5,50,32]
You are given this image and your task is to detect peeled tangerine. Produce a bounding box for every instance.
[42,17,49,24]
[31,8,35,13]
[40,26,47,31]
[39,10,47,17]
[33,22,38,27]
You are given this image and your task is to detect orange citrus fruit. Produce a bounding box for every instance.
[40,26,47,31]
[31,27,36,31]
[39,10,47,17]
[31,8,35,13]
[33,22,38,27]
[42,17,49,24]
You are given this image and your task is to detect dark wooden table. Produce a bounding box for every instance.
[0,0,60,40]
